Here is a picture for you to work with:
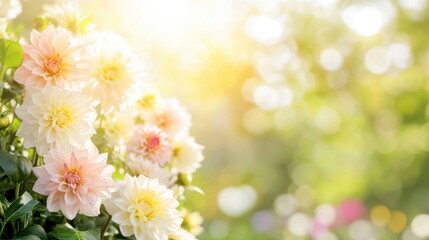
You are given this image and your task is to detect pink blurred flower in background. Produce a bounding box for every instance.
[336,199,366,226]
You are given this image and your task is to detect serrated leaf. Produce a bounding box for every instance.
[0,151,32,183]
[50,225,98,240]
[16,224,47,240]
[4,192,38,223]
[0,39,24,70]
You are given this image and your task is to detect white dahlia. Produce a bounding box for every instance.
[150,98,192,138]
[135,88,164,121]
[84,32,146,113]
[169,229,197,240]
[15,86,96,155]
[171,135,204,173]
[104,174,182,240]
[43,3,95,35]
[126,154,175,186]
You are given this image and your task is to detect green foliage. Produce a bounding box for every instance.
[4,192,38,223]
[0,151,32,184]
[16,225,47,240]
[49,225,99,240]
[0,39,23,70]
[16,235,42,240]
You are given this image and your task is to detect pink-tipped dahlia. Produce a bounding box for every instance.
[32,144,116,219]
[126,124,172,166]
[14,25,88,90]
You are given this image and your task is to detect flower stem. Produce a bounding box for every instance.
[0,223,5,239]
[32,150,39,167]
[100,214,112,239]
[98,112,105,129]
[0,66,7,109]
[15,183,20,200]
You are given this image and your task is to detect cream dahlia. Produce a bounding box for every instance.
[126,124,172,166]
[135,88,164,122]
[171,135,204,173]
[14,25,88,90]
[169,229,197,240]
[126,154,174,186]
[84,32,146,113]
[32,143,116,219]
[104,174,182,240]
[150,98,192,138]
[15,86,96,155]
[43,3,95,35]
[102,110,136,149]
[181,209,204,236]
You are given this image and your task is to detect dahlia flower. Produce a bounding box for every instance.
[32,144,116,219]
[15,86,96,155]
[181,209,204,236]
[150,98,192,138]
[169,229,197,240]
[135,89,164,121]
[126,154,174,186]
[43,3,95,34]
[126,124,172,166]
[14,26,88,91]
[84,32,146,113]
[102,110,136,149]
[171,135,204,173]
[104,174,182,240]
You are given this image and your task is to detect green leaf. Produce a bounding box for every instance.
[4,192,38,223]
[0,194,9,217]
[0,195,10,208]
[0,151,32,183]
[16,224,47,240]
[0,39,24,70]
[50,225,98,240]
[15,235,41,240]
[0,177,14,192]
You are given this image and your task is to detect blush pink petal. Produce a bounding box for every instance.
[32,148,115,220]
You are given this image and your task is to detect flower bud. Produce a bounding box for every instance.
[177,173,192,186]
[0,114,10,130]
[33,15,47,31]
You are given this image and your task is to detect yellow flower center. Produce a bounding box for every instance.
[138,94,156,109]
[135,199,154,222]
[100,65,120,81]
[46,58,62,76]
[47,109,70,128]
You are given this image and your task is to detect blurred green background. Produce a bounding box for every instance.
[12,0,429,239]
